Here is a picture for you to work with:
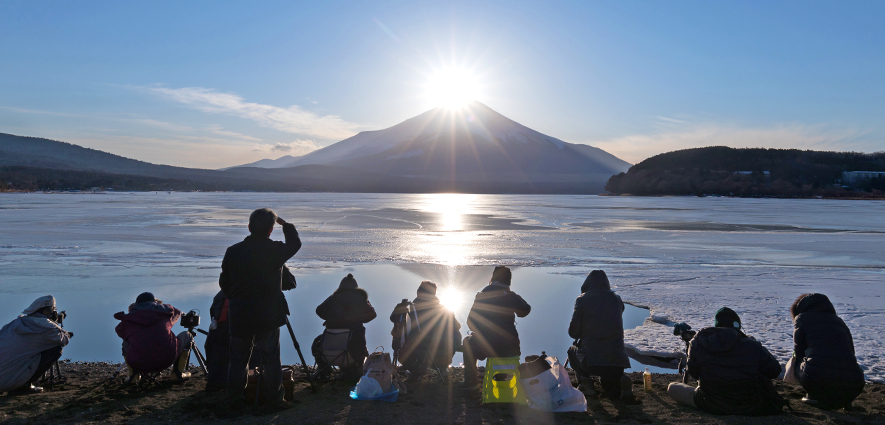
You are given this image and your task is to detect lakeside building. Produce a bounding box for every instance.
[841,171,885,186]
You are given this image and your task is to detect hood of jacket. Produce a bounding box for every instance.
[693,327,742,353]
[581,271,611,293]
[794,293,836,317]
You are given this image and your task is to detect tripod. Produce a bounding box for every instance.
[41,320,68,391]
[285,317,315,391]
[185,326,209,375]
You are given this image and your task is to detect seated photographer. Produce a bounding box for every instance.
[566,270,632,400]
[114,292,192,383]
[0,295,72,394]
[790,293,865,409]
[461,266,531,388]
[314,273,377,381]
[667,307,786,415]
[390,281,461,382]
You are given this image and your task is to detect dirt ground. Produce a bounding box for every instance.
[0,362,882,425]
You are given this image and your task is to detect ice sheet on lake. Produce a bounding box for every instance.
[0,193,883,382]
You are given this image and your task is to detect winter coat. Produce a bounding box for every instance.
[393,294,462,366]
[316,287,377,360]
[114,302,182,373]
[568,276,630,368]
[687,327,785,415]
[0,314,70,392]
[219,223,301,337]
[792,294,865,407]
[465,283,531,358]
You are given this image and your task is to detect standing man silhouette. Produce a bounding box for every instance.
[220,208,301,411]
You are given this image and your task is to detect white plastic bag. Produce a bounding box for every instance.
[783,356,799,385]
[355,368,383,399]
[521,356,587,412]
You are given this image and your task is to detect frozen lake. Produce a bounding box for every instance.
[0,192,883,381]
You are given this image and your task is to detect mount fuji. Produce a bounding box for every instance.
[233,101,630,192]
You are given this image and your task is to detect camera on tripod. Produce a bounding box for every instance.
[673,322,696,343]
[49,310,67,326]
[181,310,200,329]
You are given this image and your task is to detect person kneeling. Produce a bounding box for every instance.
[567,270,632,400]
[667,307,786,415]
[790,293,865,409]
[391,281,461,382]
[0,295,72,394]
[114,292,192,384]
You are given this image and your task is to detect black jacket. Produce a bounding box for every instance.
[568,276,630,368]
[392,294,462,364]
[219,223,301,337]
[466,283,531,357]
[687,327,785,415]
[316,287,377,331]
[793,294,864,391]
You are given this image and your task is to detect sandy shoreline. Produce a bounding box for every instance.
[1,361,882,424]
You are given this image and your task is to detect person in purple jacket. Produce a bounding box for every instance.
[114,292,192,384]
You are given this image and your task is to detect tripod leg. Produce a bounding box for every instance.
[191,340,209,375]
[285,317,315,391]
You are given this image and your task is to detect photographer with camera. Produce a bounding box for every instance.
[666,307,786,415]
[0,295,71,394]
[220,208,301,411]
[114,292,193,384]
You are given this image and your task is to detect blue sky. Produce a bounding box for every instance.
[1,1,883,168]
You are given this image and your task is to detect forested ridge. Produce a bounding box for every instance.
[605,147,885,197]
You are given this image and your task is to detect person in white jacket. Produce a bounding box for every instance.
[0,295,72,394]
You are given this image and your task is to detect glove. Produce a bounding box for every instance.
[67,331,74,338]
[209,320,218,331]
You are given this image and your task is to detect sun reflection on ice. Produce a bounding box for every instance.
[412,193,483,265]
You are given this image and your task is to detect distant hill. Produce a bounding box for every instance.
[230,101,631,189]
[605,146,885,197]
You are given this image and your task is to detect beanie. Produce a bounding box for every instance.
[417,280,438,296]
[136,292,156,304]
[491,266,512,286]
[339,273,358,289]
[714,307,741,329]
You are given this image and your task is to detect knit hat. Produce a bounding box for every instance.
[417,280,438,295]
[22,295,56,315]
[339,273,358,289]
[491,266,512,286]
[714,307,741,329]
[136,292,156,304]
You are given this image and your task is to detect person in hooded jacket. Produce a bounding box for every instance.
[390,281,462,381]
[790,293,865,409]
[0,295,71,394]
[567,270,632,400]
[114,292,192,383]
[461,266,531,387]
[219,208,301,408]
[314,273,377,380]
[667,307,786,416]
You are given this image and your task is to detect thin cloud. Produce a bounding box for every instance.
[586,123,875,164]
[146,86,360,140]
[252,139,321,155]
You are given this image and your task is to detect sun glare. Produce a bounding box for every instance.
[425,68,480,109]
[436,287,465,311]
